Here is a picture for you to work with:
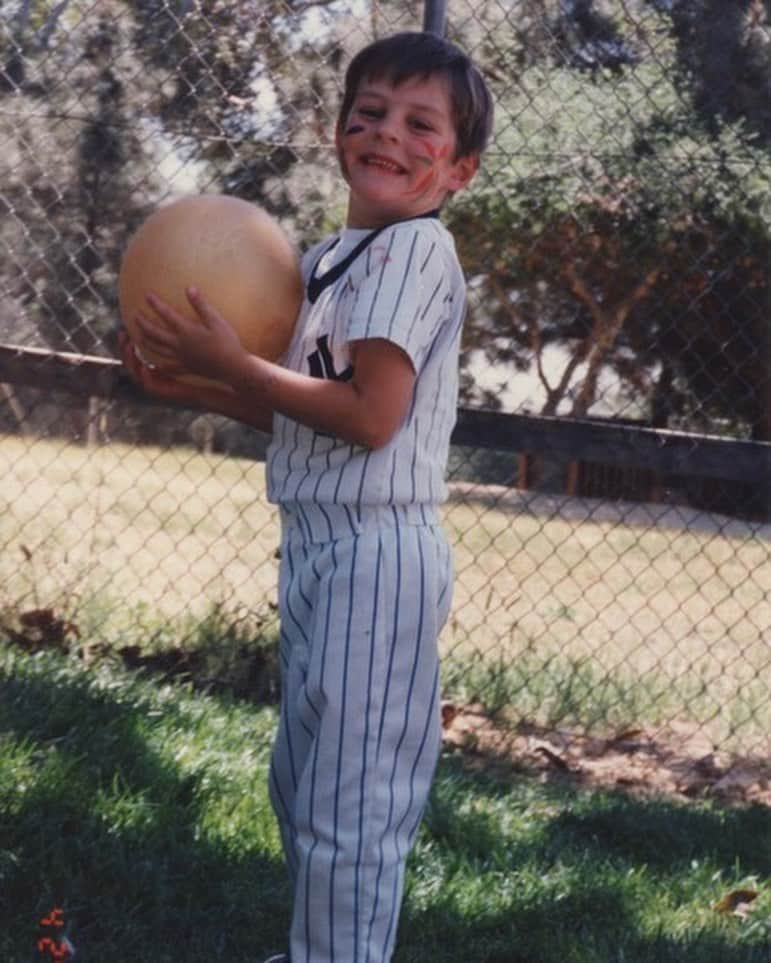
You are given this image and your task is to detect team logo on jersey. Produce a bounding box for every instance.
[307,334,353,382]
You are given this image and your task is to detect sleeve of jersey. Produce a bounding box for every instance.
[343,224,449,371]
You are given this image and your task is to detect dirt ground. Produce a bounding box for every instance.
[441,701,771,806]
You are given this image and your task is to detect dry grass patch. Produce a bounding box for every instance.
[2,434,769,751]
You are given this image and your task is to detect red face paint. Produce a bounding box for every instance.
[423,141,442,161]
[412,140,445,170]
[406,167,439,197]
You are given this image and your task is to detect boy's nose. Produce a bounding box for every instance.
[373,116,399,141]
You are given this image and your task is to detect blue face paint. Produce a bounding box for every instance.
[345,124,365,135]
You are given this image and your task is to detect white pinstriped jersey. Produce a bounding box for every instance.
[266,217,466,508]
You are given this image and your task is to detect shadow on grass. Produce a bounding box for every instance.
[400,897,768,963]
[0,660,289,962]
[395,753,771,963]
[2,655,768,963]
[428,753,770,873]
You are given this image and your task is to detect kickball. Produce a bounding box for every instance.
[119,193,303,384]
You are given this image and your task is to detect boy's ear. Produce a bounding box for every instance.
[447,153,479,193]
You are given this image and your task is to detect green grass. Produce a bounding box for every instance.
[441,647,771,742]
[1,643,769,963]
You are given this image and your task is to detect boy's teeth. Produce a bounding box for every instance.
[366,157,401,172]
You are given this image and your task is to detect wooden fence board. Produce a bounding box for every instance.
[2,342,769,485]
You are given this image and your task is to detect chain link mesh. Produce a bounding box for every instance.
[1,1,769,781]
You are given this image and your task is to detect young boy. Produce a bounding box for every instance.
[122,30,493,963]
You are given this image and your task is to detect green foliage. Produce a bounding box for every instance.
[449,26,770,430]
[671,0,771,144]
[458,51,769,256]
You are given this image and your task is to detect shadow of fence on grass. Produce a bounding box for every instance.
[395,753,771,963]
[0,662,289,962]
[2,654,769,962]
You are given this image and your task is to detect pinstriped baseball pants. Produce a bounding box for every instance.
[269,503,453,963]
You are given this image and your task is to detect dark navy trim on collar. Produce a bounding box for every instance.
[307,209,440,304]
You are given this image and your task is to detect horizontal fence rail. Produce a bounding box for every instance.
[2,342,769,486]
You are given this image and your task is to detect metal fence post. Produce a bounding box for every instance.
[423,0,447,36]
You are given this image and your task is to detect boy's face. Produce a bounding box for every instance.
[336,73,478,228]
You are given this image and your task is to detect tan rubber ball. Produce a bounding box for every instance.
[119,193,303,384]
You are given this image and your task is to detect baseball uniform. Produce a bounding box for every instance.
[266,213,466,962]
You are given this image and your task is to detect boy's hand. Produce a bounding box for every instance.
[132,286,246,387]
[118,331,225,410]
[119,330,274,432]
[119,330,200,405]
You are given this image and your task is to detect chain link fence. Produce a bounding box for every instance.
[1,1,769,784]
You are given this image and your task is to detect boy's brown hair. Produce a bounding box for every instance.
[338,31,494,160]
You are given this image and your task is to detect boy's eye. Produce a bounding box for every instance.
[410,118,434,132]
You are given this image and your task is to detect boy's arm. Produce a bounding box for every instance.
[129,288,415,449]
[233,336,415,449]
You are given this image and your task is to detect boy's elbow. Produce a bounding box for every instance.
[354,407,403,450]
[348,375,412,449]
[358,421,398,450]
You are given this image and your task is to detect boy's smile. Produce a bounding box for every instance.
[336,74,478,228]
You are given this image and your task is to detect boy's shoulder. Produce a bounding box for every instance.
[372,217,459,268]
[299,232,338,276]
[384,215,452,242]
[384,218,460,275]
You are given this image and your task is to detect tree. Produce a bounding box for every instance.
[446,0,770,438]
[671,0,770,144]
[0,0,402,354]
[1,2,146,354]
[1,0,767,441]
